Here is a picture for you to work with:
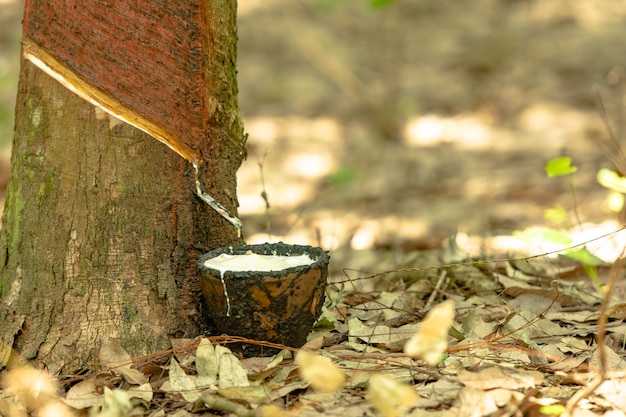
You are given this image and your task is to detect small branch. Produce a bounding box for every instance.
[424,270,448,310]
[200,392,255,417]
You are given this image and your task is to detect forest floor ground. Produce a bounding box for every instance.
[3,0,626,416]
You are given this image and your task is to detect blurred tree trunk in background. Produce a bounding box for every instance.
[0,1,245,372]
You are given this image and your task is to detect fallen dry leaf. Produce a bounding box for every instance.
[1,366,71,417]
[127,383,153,403]
[457,386,498,417]
[64,379,101,410]
[36,400,76,417]
[195,338,217,388]
[257,403,288,417]
[404,299,455,365]
[367,373,418,417]
[348,316,420,349]
[99,339,132,370]
[217,385,271,404]
[99,387,132,417]
[456,366,543,390]
[217,350,250,389]
[168,358,200,402]
[295,350,345,392]
[2,366,59,409]
[117,367,148,386]
[99,339,147,385]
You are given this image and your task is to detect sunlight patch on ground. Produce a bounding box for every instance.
[350,221,379,250]
[403,113,492,149]
[238,111,612,256]
[243,118,279,145]
[457,220,626,263]
[238,116,344,216]
[285,152,336,179]
[517,102,601,151]
[246,232,316,247]
[349,217,430,251]
[237,0,280,16]
[245,211,431,253]
[403,105,601,153]
[569,221,626,262]
[528,0,626,28]
[237,181,315,215]
[244,116,342,146]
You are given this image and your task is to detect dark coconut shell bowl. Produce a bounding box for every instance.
[198,242,330,356]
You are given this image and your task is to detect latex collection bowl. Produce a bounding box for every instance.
[198,242,330,356]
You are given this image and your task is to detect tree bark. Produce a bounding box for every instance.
[0,1,245,373]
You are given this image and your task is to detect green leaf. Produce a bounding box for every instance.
[370,0,393,7]
[316,0,341,11]
[327,167,357,186]
[564,247,603,266]
[539,404,565,416]
[582,263,600,288]
[545,157,577,177]
[314,305,338,329]
[543,204,570,226]
[597,168,626,194]
[564,247,603,289]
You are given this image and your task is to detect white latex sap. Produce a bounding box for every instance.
[203,252,314,272]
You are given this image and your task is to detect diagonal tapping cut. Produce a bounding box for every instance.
[22,38,202,166]
[23,37,243,237]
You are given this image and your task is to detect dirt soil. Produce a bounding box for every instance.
[233,0,626,273]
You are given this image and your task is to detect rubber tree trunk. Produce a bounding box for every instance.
[0,5,245,372]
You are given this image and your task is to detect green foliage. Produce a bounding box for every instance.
[370,0,394,7]
[563,246,603,266]
[327,167,357,186]
[515,157,608,288]
[315,0,341,11]
[545,156,577,177]
[539,404,565,416]
[315,0,396,12]
[514,227,603,288]
[543,204,570,227]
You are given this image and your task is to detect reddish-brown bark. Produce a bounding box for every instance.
[23,0,215,163]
